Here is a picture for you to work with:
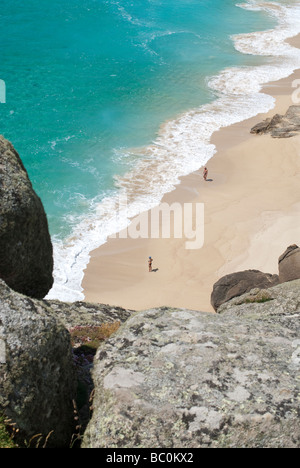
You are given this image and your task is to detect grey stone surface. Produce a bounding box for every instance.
[211,269,279,311]
[44,299,132,329]
[278,244,300,284]
[0,276,133,447]
[83,282,300,448]
[0,136,53,299]
[0,279,76,447]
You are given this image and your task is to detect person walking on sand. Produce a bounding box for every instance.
[148,256,153,272]
[203,167,208,181]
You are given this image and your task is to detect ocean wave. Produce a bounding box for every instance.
[209,1,300,95]
[46,0,300,302]
[110,0,152,28]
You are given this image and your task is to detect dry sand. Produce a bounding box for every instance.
[82,36,300,313]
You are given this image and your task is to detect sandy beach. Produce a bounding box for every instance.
[82,35,300,313]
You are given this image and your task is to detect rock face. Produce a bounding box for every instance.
[82,280,300,449]
[0,279,77,448]
[44,299,133,330]
[0,136,53,299]
[250,105,300,138]
[211,269,279,311]
[278,244,300,284]
[0,276,133,447]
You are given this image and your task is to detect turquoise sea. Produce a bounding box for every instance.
[1,0,300,300]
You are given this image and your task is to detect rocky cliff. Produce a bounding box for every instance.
[82,281,300,449]
[1,275,299,448]
[0,278,132,447]
[0,136,53,299]
[0,279,76,447]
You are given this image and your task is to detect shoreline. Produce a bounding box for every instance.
[82,34,300,313]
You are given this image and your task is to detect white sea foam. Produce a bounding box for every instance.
[210,1,300,95]
[46,0,300,302]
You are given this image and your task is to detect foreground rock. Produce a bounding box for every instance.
[46,298,133,432]
[211,269,279,311]
[83,280,300,448]
[0,136,53,299]
[278,244,300,284]
[0,278,133,447]
[0,280,76,447]
[250,105,300,138]
[44,299,132,329]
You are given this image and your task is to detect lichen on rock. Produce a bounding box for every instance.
[83,281,300,448]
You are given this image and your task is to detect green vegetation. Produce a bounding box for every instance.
[0,415,16,448]
[70,321,122,447]
[69,322,121,352]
